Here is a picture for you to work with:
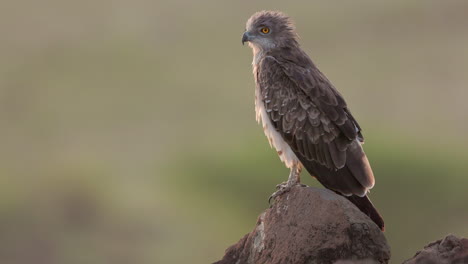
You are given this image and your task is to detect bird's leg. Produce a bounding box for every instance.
[280,165,302,187]
[269,164,303,204]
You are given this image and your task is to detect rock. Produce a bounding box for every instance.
[403,234,468,264]
[214,186,390,264]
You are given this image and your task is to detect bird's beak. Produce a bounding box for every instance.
[242,31,251,45]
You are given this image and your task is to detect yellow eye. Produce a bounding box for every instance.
[261,27,270,34]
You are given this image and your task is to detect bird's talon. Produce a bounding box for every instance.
[268,182,298,205]
[275,181,287,190]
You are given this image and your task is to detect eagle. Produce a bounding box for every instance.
[242,11,384,230]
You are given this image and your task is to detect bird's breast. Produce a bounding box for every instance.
[254,71,300,169]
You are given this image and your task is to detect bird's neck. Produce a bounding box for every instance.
[252,52,263,66]
[251,45,266,66]
[251,42,306,68]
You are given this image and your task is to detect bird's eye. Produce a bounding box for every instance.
[260,27,270,34]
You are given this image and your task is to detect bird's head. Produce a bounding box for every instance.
[242,11,298,51]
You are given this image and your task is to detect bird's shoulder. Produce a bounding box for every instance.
[255,48,365,169]
[257,48,347,110]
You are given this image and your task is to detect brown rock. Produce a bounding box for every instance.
[214,186,390,264]
[403,234,468,264]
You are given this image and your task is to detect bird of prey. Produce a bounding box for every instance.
[242,11,384,230]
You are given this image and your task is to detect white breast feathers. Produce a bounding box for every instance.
[253,65,300,169]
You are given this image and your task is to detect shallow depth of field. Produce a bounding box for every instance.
[1,1,468,263]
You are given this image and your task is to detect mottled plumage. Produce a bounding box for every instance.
[243,11,384,230]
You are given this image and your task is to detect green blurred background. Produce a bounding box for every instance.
[1,1,468,263]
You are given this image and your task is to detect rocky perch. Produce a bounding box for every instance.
[214,186,391,264]
[403,234,468,264]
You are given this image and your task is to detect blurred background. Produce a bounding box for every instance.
[1,0,468,263]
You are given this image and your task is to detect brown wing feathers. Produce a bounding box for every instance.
[259,55,352,171]
[257,54,384,230]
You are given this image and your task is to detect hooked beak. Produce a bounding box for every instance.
[242,31,251,45]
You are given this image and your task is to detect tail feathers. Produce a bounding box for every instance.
[345,140,375,190]
[345,195,385,231]
[299,159,365,197]
[296,141,383,230]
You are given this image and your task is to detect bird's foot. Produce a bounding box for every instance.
[268,181,305,204]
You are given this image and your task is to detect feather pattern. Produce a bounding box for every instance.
[255,51,375,196]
